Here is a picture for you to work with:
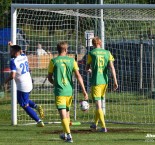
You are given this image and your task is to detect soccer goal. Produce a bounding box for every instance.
[11,4,155,125]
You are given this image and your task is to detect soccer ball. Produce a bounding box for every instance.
[80,101,89,111]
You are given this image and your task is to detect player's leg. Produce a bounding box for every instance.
[97,84,108,132]
[90,85,101,130]
[56,96,73,143]
[28,99,37,108]
[28,92,44,119]
[28,99,44,119]
[56,96,68,134]
[17,91,44,127]
[66,96,72,125]
[65,96,73,143]
[95,100,107,132]
[59,109,70,134]
[66,111,70,125]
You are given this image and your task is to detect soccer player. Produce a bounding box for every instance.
[48,41,88,143]
[86,37,118,132]
[5,42,44,127]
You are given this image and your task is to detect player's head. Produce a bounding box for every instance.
[57,41,68,54]
[38,43,42,49]
[10,45,22,58]
[92,37,102,47]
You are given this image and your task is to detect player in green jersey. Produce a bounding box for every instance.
[48,41,88,143]
[86,37,118,132]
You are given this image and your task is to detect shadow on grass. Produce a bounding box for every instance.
[42,128,139,134]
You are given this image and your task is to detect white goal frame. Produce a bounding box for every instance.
[11,3,155,125]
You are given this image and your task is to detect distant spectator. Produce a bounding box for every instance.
[46,47,52,55]
[79,45,86,54]
[37,43,47,56]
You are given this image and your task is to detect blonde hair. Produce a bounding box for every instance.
[57,41,68,54]
[92,37,101,47]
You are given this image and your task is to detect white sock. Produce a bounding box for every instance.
[67,133,72,139]
[38,119,41,123]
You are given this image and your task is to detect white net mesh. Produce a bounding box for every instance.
[15,7,155,124]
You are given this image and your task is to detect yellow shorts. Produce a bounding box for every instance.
[56,96,72,111]
[91,84,108,101]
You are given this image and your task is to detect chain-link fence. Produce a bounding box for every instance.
[0,51,10,91]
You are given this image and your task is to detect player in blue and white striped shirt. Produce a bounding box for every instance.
[5,42,44,127]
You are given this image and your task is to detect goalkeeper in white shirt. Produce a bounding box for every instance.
[37,43,47,56]
[5,42,44,127]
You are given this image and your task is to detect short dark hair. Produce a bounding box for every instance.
[11,45,21,52]
[57,41,68,54]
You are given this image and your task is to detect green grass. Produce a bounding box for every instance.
[1,92,155,124]
[0,92,155,144]
[0,124,155,145]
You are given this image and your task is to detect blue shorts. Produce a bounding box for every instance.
[17,90,30,107]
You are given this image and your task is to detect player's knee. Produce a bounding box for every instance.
[22,104,29,109]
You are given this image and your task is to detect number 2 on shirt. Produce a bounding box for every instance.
[20,61,29,74]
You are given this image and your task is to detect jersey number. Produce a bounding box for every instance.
[97,56,104,73]
[20,61,29,74]
[61,63,68,86]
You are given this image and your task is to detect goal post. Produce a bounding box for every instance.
[11,6,17,125]
[100,0,106,115]
[11,3,155,125]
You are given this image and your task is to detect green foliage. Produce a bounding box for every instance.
[0,0,11,27]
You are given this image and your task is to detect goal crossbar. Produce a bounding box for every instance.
[12,4,155,10]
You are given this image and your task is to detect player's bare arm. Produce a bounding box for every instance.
[74,70,88,100]
[109,61,118,91]
[48,73,54,84]
[5,72,16,84]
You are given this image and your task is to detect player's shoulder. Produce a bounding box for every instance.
[50,58,55,64]
[20,53,28,58]
[10,58,15,63]
[52,56,75,63]
[104,49,111,53]
[89,48,110,54]
[21,53,26,56]
[63,56,75,64]
[89,48,96,53]
[67,56,75,61]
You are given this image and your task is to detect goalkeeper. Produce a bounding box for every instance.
[86,37,118,132]
[5,42,44,127]
[48,41,88,143]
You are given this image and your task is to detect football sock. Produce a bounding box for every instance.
[94,110,99,126]
[28,100,37,108]
[62,118,70,134]
[68,117,70,125]
[61,120,66,133]
[24,106,40,122]
[98,109,106,128]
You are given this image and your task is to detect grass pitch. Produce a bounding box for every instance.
[0,92,155,145]
[0,123,155,145]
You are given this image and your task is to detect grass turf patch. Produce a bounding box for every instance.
[0,124,155,145]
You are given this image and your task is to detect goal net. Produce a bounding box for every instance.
[12,4,155,125]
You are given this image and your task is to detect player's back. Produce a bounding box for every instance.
[52,56,75,96]
[10,54,32,92]
[89,48,114,85]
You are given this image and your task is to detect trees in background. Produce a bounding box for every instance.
[0,0,154,28]
[0,0,11,27]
